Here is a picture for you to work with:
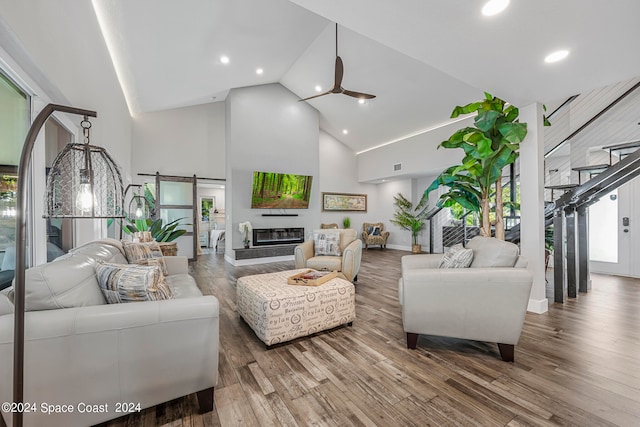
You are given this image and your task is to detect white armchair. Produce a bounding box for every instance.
[294,229,362,282]
[398,237,533,362]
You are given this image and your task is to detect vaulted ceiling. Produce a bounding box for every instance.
[93,0,640,153]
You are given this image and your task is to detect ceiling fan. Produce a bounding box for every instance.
[299,24,376,102]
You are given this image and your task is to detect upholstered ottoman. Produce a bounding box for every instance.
[236,269,356,346]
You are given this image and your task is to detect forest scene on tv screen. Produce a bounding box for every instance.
[251,172,312,209]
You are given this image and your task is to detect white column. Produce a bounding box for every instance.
[519,103,548,313]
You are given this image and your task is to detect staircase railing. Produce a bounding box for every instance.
[426,170,518,253]
[552,146,640,303]
[545,81,640,158]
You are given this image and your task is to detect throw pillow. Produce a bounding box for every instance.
[134,257,167,272]
[313,230,342,256]
[466,236,519,267]
[367,226,374,234]
[371,226,381,236]
[121,240,168,275]
[438,244,474,269]
[95,261,173,304]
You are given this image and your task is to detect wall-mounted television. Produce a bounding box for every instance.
[251,171,313,209]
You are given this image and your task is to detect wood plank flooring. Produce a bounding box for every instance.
[102,249,640,427]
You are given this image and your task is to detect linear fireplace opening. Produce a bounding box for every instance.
[253,227,304,246]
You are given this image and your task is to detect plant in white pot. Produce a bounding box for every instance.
[239,221,252,248]
[390,193,429,253]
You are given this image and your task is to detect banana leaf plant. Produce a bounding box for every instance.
[123,217,188,242]
[425,92,528,239]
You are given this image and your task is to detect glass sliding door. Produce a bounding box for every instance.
[0,70,29,288]
[44,119,73,258]
[155,173,197,260]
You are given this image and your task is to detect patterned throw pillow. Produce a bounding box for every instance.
[121,241,168,275]
[371,226,381,236]
[95,261,173,303]
[438,244,474,269]
[313,231,342,256]
[134,257,167,272]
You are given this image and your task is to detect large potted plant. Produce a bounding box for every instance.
[123,217,188,256]
[123,217,188,242]
[390,193,429,253]
[425,93,528,239]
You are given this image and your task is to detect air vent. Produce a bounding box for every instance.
[393,163,402,172]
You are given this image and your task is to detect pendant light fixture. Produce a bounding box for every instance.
[43,115,124,218]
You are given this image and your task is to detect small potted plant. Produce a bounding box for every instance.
[390,193,428,253]
[343,217,351,229]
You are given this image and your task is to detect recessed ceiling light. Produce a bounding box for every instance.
[256,68,263,75]
[544,49,570,63]
[315,85,322,93]
[482,0,510,16]
[342,129,349,135]
[220,55,230,64]
[358,99,365,104]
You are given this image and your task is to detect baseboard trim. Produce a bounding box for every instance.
[527,298,549,314]
[226,254,295,266]
[384,244,412,252]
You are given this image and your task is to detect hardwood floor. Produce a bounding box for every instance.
[103,249,640,427]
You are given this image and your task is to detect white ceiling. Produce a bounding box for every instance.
[93,0,640,153]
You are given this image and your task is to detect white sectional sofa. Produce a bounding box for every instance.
[0,239,219,426]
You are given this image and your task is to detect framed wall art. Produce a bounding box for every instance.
[322,192,367,212]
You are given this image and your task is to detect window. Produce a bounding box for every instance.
[0,70,29,273]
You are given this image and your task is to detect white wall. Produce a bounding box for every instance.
[318,131,444,253]
[132,102,225,179]
[356,117,472,182]
[0,1,132,247]
[225,83,320,257]
[318,131,378,234]
[0,1,131,174]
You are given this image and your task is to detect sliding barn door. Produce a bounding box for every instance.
[155,173,197,260]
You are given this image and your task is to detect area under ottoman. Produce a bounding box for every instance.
[236,269,356,346]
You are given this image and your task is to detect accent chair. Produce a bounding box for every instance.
[294,228,362,282]
[362,222,389,249]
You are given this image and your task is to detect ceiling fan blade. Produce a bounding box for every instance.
[298,90,332,102]
[342,89,376,99]
[334,56,344,90]
[301,23,375,103]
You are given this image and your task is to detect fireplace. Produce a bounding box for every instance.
[252,227,304,246]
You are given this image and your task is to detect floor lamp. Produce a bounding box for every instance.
[12,104,124,427]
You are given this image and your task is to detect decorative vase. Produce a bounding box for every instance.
[244,240,250,249]
[411,244,422,254]
[158,241,178,256]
